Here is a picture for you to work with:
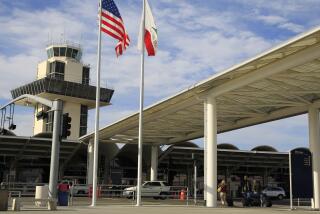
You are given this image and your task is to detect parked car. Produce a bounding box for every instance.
[262,187,286,199]
[123,181,170,199]
[61,180,89,196]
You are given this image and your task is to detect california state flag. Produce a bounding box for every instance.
[138,0,158,56]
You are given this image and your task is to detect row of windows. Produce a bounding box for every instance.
[46,61,90,84]
[38,104,88,137]
[45,111,54,133]
[79,105,88,137]
[47,47,82,61]
[82,67,90,85]
[48,61,65,80]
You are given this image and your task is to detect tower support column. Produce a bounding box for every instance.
[309,107,320,210]
[150,145,158,181]
[205,95,217,207]
[48,99,63,200]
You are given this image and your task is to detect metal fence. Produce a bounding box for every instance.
[3,182,191,206]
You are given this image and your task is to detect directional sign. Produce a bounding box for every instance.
[290,148,313,198]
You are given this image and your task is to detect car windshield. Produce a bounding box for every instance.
[142,182,150,187]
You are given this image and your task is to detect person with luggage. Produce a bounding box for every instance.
[241,175,252,199]
[217,179,227,206]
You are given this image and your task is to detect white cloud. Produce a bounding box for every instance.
[0,54,39,99]
[257,15,304,33]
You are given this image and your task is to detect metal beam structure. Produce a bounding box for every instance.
[0,94,62,205]
[79,27,320,207]
[80,27,320,146]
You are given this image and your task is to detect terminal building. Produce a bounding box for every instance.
[0,41,301,198]
[1,24,320,209]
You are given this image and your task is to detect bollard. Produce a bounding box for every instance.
[12,198,21,211]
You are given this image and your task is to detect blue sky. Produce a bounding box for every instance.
[0,0,320,151]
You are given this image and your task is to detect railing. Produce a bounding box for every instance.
[9,191,22,198]
[2,182,191,206]
[3,182,47,197]
[69,184,190,205]
[292,198,312,207]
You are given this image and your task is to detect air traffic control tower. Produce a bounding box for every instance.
[10,43,114,140]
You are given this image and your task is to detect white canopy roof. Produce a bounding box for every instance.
[80,27,320,145]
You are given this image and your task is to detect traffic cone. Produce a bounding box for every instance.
[179,189,186,200]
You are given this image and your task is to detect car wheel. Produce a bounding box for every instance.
[160,192,168,200]
[278,194,284,200]
[241,198,249,207]
[266,200,272,207]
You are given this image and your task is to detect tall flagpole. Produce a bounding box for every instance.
[136,0,146,207]
[91,0,102,207]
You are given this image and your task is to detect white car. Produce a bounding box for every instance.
[123,181,170,199]
[61,180,89,196]
[262,187,286,199]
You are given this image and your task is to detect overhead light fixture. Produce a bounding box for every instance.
[36,111,48,120]
[9,124,16,130]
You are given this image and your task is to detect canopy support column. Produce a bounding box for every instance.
[87,141,94,185]
[150,145,158,181]
[205,96,217,207]
[309,107,320,210]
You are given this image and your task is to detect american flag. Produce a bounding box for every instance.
[100,0,130,56]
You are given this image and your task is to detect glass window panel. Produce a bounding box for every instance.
[49,62,54,74]
[60,47,66,56]
[55,61,65,74]
[66,48,72,57]
[80,116,87,126]
[81,105,88,114]
[80,127,87,136]
[53,47,59,56]
[50,48,54,58]
[82,67,90,85]
[76,51,82,61]
[72,49,78,59]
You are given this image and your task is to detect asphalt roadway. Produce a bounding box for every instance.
[3,198,315,214]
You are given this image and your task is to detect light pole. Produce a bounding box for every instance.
[48,99,63,201]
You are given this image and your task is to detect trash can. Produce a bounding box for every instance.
[58,191,69,206]
[0,190,9,211]
[35,185,49,207]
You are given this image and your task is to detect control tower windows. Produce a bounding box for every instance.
[46,46,82,61]
[60,47,66,56]
[47,48,54,58]
[79,105,88,136]
[72,49,78,59]
[53,47,59,57]
[66,48,72,58]
[48,61,65,80]
[82,67,90,85]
